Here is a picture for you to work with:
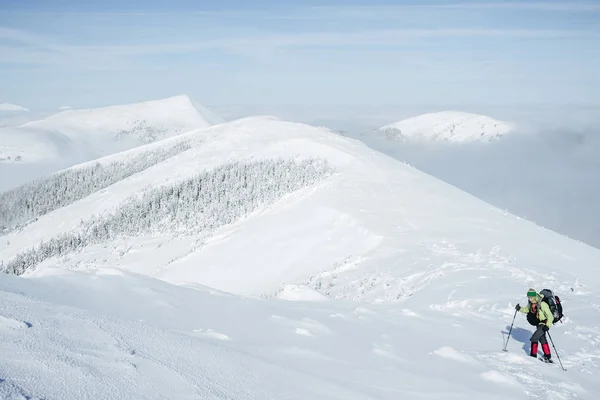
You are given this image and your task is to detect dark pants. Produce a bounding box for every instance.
[530,325,551,357]
[531,325,548,345]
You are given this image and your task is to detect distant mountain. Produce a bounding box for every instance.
[0,103,29,112]
[378,111,515,143]
[0,103,35,128]
[0,95,224,166]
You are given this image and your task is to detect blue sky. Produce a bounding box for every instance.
[1,0,599,111]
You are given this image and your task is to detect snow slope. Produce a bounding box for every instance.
[0,95,223,165]
[3,266,577,400]
[1,116,600,399]
[378,111,516,143]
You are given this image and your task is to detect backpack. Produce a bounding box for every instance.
[539,288,563,324]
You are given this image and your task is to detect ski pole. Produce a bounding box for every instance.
[503,309,518,351]
[547,331,567,371]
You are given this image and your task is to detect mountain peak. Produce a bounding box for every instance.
[379,111,515,143]
[0,103,29,112]
[0,95,224,167]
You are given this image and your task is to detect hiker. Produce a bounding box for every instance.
[515,288,554,362]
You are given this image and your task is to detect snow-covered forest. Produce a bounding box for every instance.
[0,141,192,234]
[2,158,334,275]
[114,119,169,143]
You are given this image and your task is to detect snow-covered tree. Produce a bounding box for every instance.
[3,158,334,275]
[0,141,192,235]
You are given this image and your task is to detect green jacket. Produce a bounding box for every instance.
[520,294,554,328]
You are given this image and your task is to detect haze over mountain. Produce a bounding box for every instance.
[355,111,600,250]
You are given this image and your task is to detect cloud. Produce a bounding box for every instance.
[355,124,600,249]
[0,27,161,69]
[439,2,600,11]
[5,3,599,18]
[1,25,595,67]
[0,27,64,52]
[300,2,600,20]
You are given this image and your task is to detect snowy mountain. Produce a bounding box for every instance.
[1,116,599,399]
[0,103,29,112]
[378,111,516,143]
[0,95,224,165]
[0,103,35,128]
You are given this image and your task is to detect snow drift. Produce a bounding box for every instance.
[1,116,599,399]
[378,111,516,143]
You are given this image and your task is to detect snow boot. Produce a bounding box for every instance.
[542,343,553,363]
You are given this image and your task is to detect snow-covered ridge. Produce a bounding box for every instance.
[2,115,598,296]
[21,95,221,136]
[0,95,224,165]
[0,103,29,112]
[0,103,33,130]
[378,111,515,143]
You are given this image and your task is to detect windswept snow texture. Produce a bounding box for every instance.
[1,116,600,398]
[0,95,221,166]
[378,111,515,143]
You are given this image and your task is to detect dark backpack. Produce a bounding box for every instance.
[539,288,563,324]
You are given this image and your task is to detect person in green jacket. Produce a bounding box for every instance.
[515,288,554,362]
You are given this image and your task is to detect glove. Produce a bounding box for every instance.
[515,304,521,311]
[542,325,549,332]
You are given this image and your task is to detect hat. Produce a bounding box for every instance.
[527,288,537,297]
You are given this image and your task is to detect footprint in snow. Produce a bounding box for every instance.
[479,352,581,399]
[495,351,536,365]
[193,328,230,341]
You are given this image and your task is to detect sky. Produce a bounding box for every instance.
[1,0,599,111]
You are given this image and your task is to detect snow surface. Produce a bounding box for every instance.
[378,111,516,143]
[0,95,223,166]
[1,116,600,399]
[0,103,29,112]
